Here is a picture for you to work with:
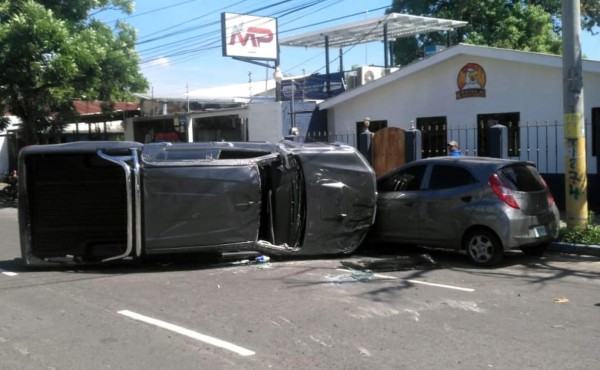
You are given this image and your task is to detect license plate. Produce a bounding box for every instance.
[534,225,547,237]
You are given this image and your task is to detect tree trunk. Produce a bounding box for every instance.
[21,115,39,146]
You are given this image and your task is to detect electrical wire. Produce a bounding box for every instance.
[129,0,392,79]
[138,0,330,64]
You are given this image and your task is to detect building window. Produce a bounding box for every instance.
[417,116,447,158]
[193,115,242,142]
[477,112,520,157]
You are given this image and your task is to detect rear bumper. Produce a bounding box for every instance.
[502,205,560,249]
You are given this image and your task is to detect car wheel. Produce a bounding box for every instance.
[520,243,548,256]
[464,229,503,267]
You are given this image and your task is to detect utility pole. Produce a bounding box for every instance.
[562,0,588,227]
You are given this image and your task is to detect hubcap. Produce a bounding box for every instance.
[468,235,493,262]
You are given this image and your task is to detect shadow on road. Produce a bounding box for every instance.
[3,239,599,288]
[0,195,17,209]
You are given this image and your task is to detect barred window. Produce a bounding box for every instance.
[417,116,447,158]
[477,112,520,157]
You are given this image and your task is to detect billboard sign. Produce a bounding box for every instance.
[221,13,278,61]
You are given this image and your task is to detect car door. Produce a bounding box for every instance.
[418,164,481,247]
[373,164,427,243]
[142,164,262,252]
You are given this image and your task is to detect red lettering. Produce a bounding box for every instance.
[229,32,257,47]
[229,27,273,47]
[248,27,273,45]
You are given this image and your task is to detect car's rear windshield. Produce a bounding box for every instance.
[496,164,546,192]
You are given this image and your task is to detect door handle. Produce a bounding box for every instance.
[236,201,255,209]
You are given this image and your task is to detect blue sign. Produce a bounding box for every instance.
[281,72,346,100]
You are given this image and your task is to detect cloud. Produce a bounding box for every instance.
[148,57,171,68]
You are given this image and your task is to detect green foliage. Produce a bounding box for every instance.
[387,0,599,66]
[0,0,148,145]
[0,116,9,132]
[559,212,600,245]
[559,224,600,245]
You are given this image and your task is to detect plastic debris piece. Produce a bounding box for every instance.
[255,255,270,263]
[554,297,570,304]
[325,269,374,284]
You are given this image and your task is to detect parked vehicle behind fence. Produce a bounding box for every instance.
[369,156,560,266]
[18,140,377,266]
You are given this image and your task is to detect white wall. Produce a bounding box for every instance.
[0,136,7,175]
[326,52,600,174]
[0,116,21,175]
[247,102,283,142]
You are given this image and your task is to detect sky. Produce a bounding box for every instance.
[97,0,600,97]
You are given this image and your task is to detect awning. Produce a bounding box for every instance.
[280,13,468,49]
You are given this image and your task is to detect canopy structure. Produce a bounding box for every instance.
[280,13,467,49]
[279,13,468,97]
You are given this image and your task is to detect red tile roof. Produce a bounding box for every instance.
[72,100,140,115]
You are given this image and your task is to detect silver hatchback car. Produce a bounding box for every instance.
[370,156,560,266]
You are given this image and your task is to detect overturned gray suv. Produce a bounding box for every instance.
[18,140,377,266]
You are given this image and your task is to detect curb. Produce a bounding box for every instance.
[548,241,600,257]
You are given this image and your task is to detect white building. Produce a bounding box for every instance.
[0,116,21,175]
[319,43,600,175]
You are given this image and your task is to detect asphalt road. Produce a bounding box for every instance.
[1,203,600,370]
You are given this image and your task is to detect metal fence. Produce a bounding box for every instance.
[297,120,598,175]
[447,120,597,174]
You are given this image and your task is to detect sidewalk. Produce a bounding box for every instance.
[552,213,600,257]
[548,241,600,257]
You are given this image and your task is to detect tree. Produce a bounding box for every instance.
[387,0,600,66]
[0,0,148,145]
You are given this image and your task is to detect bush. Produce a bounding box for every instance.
[559,224,600,245]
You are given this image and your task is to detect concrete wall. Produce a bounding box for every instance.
[124,103,285,144]
[325,52,600,174]
[247,102,283,142]
[0,135,7,175]
[0,116,22,175]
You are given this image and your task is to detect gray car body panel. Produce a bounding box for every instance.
[18,140,376,265]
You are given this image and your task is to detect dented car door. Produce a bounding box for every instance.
[142,165,262,252]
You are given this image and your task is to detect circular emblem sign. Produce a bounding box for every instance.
[456,63,486,99]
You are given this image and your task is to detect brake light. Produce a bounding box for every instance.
[489,174,520,209]
[540,177,556,207]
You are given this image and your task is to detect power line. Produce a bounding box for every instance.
[137,0,294,45]
[138,0,328,64]
[102,0,205,23]
[134,1,392,77]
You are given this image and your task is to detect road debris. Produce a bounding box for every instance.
[340,254,440,272]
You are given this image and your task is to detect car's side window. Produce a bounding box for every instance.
[428,165,476,190]
[379,165,426,192]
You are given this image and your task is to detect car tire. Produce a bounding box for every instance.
[520,243,548,256]
[464,229,503,267]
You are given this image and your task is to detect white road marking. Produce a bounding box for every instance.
[118,310,255,356]
[0,269,17,277]
[336,268,397,279]
[407,279,475,292]
[333,269,474,292]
